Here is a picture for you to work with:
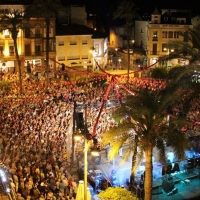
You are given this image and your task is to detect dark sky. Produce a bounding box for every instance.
[84,0,200,15]
[134,0,200,14]
[4,0,200,15]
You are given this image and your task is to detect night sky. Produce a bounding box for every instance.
[84,0,200,15]
[3,0,200,15]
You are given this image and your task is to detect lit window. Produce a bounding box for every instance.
[4,30,10,38]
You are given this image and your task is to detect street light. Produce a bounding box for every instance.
[115,48,118,69]
[73,103,100,200]
[131,40,135,49]
[118,57,122,69]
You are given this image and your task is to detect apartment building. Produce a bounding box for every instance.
[0,3,56,73]
[56,23,108,71]
[135,8,193,67]
[0,2,108,74]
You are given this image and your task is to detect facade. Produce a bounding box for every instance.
[56,23,108,71]
[0,2,108,74]
[109,26,135,49]
[135,8,193,67]
[0,4,56,73]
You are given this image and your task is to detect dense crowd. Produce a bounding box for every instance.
[0,72,124,200]
[0,71,200,200]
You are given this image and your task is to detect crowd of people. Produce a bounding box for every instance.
[0,71,127,200]
[0,70,200,200]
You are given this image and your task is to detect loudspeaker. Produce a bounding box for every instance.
[162,166,166,176]
[100,179,109,190]
[195,157,200,167]
[76,112,84,129]
[162,179,174,193]
[187,158,195,169]
[166,164,172,174]
[172,162,180,172]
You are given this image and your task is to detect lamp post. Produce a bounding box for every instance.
[115,48,118,69]
[73,104,99,200]
[118,57,122,69]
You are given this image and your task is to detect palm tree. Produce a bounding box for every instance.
[26,0,63,88]
[113,0,141,82]
[101,66,200,199]
[0,9,27,94]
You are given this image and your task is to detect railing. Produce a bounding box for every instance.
[150,51,160,55]
[152,37,158,41]
[24,34,43,38]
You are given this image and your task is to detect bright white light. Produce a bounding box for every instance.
[0,169,7,182]
[6,187,10,193]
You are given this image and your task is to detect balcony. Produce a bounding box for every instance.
[24,34,43,38]
[150,51,159,55]
[152,37,158,41]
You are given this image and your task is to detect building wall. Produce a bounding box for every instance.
[134,21,148,48]
[56,34,108,71]
[0,4,56,73]
[147,23,193,67]
[56,34,93,70]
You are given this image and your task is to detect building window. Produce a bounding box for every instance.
[164,17,168,21]
[141,29,143,33]
[162,31,167,38]
[67,55,80,60]
[70,41,77,45]
[4,30,10,38]
[0,45,3,56]
[162,44,167,52]
[49,39,55,51]
[174,31,179,38]
[181,20,185,24]
[35,45,41,55]
[168,31,173,38]
[82,40,87,45]
[152,31,158,41]
[94,44,99,54]
[9,46,14,56]
[153,31,157,37]
[58,40,64,46]
[58,56,65,61]
[152,43,157,55]
[35,26,41,38]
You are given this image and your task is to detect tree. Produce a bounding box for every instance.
[113,0,141,82]
[98,186,137,200]
[101,66,200,200]
[166,24,200,65]
[0,9,27,94]
[26,0,63,88]
[151,67,168,79]
[0,81,11,103]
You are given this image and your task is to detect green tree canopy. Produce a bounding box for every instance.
[102,64,200,200]
[98,187,137,200]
